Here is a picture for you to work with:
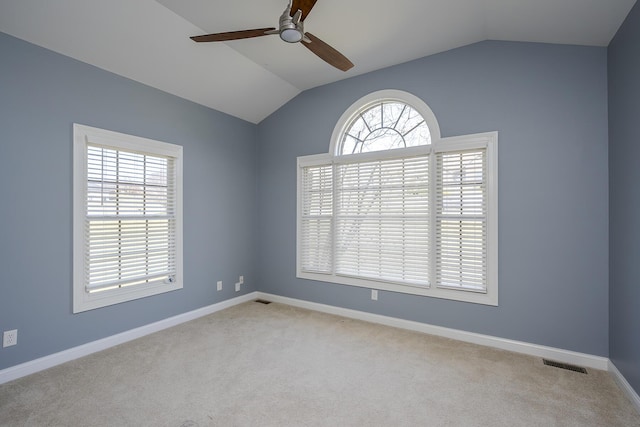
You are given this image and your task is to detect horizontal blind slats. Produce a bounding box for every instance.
[436,149,487,292]
[335,155,430,286]
[300,164,333,273]
[85,144,176,293]
[86,273,174,292]
[299,142,491,295]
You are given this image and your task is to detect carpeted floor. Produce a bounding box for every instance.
[1,301,639,426]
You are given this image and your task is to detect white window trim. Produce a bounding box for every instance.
[297,90,498,306]
[73,124,183,313]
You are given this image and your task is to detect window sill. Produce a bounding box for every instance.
[73,277,183,313]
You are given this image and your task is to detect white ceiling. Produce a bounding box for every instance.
[0,0,636,123]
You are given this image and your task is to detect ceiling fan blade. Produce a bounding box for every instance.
[302,32,354,71]
[291,0,318,21]
[191,28,276,43]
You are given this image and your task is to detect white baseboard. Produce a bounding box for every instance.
[609,360,640,413]
[0,292,257,385]
[256,292,610,371]
[3,289,636,411]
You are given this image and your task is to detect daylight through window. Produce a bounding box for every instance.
[297,90,498,305]
[73,124,183,313]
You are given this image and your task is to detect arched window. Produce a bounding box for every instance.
[330,90,441,156]
[338,100,431,154]
[297,90,498,306]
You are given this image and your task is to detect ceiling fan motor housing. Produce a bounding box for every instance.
[278,5,304,43]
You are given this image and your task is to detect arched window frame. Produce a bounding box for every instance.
[329,90,442,156]
[297,90,498,306]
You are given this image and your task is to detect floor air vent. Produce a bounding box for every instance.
[543,359,587,374]
[254,299,272,305]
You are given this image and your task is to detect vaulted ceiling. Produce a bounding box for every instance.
[0,0,636,123]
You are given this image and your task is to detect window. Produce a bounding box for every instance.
[73,124,183,313]
[297,90,498,305]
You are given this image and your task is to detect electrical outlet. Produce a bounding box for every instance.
[239,275,244,284]
[217,281,222,291]
[371,289,378,301]
[235,282,241,292]
[3,329,17,348]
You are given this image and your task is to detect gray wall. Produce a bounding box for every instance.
[608,2,640,394]
[0,32,257,370]
[256,41,610,356]
[0,31,616,372]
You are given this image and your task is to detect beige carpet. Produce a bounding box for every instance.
[1,301,638,426]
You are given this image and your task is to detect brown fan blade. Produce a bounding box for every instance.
[302,33,354,71]
[291,0,318,21]
[191,28,276,42]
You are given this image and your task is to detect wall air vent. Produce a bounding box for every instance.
[542,359,587,374]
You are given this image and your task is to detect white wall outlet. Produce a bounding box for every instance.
[3,329,17,347]
[235,282,241,292]
[371,289,378,301]
[239,275,244,284]
[217,281,222,291]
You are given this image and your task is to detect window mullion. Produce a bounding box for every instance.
[377,162,382,279]
[144,155,149,284]
[116,151,122,287]
[429,147,437,289]
[331,162,337,276]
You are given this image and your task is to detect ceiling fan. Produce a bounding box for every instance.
[190,0,354,72]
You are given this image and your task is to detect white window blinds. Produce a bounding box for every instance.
[85,145,177,292]
[297,139,495,304]
[300,163,333,274]
[436,149,487,291]
[335,156,430,286]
